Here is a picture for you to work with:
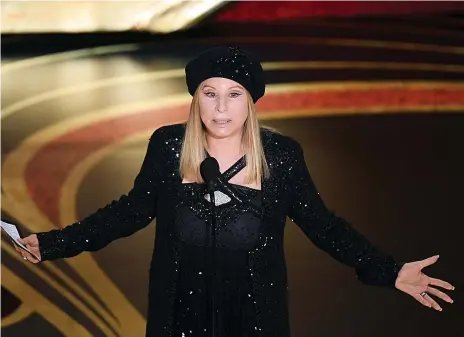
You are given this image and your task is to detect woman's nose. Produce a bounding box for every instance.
[217,96,228,112]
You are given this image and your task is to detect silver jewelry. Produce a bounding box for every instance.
[420,291,427,297]
[204,190,231,206]
[23,256,27,260]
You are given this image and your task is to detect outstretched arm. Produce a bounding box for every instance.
[34,129,163,261]
[286,141,403,287]
[286,141,455,310]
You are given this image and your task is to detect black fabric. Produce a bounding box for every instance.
[173,183,261,337]
[37,123,404,337]
[185,46,266,103]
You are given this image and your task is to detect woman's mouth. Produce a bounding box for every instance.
[213,119,231,125]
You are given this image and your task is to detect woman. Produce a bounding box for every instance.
[17,46,454,337]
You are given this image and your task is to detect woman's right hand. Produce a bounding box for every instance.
[15,234,41,263]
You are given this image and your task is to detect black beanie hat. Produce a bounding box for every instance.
[185,46,266,103]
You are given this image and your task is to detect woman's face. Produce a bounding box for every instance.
[198,77,249,139]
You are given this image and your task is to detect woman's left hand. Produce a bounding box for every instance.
[395,255,455,311]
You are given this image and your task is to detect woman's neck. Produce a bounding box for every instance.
[205,132,243,159]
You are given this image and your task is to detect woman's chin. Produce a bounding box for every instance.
[206,123,240,139]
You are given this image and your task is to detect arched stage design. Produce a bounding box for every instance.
[2,6,463,337]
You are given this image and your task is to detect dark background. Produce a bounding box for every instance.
[2,2,464,337]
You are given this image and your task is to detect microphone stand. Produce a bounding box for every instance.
[206,180,218,337]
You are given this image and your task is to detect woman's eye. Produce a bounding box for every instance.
[204,92,241,98]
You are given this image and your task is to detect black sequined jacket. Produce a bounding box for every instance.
[37,123,403,337]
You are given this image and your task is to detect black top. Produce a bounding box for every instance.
[37,123,404,337]
[173,178,261,337]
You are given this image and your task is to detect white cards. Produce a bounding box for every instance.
[1,220,41,261]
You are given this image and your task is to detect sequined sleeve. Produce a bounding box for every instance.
[37,130,162,261]
[287,142,404,287]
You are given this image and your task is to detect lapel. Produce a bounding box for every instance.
[261,130,280,220]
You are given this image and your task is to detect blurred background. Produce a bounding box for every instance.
[2,1,464,337]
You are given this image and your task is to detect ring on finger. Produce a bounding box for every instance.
[420,291,427,297]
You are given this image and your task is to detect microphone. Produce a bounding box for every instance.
[199,156,262,337]
[200,157,261,216]
[200,156,220,337]
[200,157,220,193]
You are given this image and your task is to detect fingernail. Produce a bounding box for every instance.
[439,308,442,311]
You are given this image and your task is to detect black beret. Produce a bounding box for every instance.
[185,46,265,103]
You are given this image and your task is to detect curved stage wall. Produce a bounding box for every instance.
[2,13,463,337]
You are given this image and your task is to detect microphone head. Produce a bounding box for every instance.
[200,157,220,183]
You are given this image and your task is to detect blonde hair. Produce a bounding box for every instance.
[179,82,270,184]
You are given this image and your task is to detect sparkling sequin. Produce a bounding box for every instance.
[171,150,262,335]
[204,46,261,101]
[37,123,403,337]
